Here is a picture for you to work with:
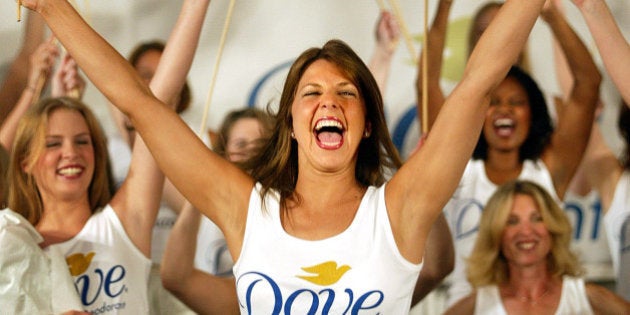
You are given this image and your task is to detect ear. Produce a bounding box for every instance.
[363,122,372,138]
[21,159,31,174]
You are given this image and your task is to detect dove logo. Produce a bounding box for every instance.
[66,252,128,306]
[237,262,385,314]
[297,261,351,286]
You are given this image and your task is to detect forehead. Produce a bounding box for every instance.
[494,76,527,95]
[46,108,90,133]
[135,49,162,68]
[299,59,352,86]
[228,118,263,140]
[510,194,539,215]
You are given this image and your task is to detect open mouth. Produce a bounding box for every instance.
[493,117,515,137]
[57,166,85,178]
[516,241,536,250]
[314,117,345,149]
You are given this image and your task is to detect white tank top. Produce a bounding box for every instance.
[47,205,152,314]
[233,183,422,314]
[474,276,594,314]
[445,159,558,306]
[604,171,630,300]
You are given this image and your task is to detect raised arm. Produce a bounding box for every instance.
[539,1,601,200]
[108,0,211,257]
[580,122,621,212]
[387,0,546,264]
[410,213,454,305]
[0,38,58,151]
[367,10,400,96]
[416,0,453,133]
[22,0,253,257]
[571,0,630,105]
[161,202,239,314]
[0,11,46,124]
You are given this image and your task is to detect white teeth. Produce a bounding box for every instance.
[517,242,535,250]
[315,119,342,131]
[494,118,514,128]
[58,167,82,176]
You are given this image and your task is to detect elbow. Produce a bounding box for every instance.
[160,266,183,294]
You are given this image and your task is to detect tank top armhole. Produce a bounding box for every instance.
[102,205,151,264]
[378,183,423,272]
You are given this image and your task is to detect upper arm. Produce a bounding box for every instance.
[585,283,630,314]
[168,272,240,315]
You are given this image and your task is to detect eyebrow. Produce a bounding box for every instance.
[46,132,91,139]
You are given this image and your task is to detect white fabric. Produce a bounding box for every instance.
[445,159,558,306]
[0,208,83,314]
[107,135,132,190]
[47,205,152,314]
[474,276,594,315]
[604,171,630,300]
[563,190,613,280]
[195,216,234,276]
[233,183,423,314]
[151,204,178,264]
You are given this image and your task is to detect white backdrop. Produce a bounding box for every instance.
[1,0,629,302]
[2,0,628,155]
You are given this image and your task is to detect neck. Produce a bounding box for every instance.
[485,149,523,185]
[503,262,555,303]
[37,196,92,247]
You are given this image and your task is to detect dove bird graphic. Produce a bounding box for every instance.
[297,261,351,286]
[66,252,96,276]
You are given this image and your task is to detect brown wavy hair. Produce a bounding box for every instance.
[248,39,402,211]
[466,180,583,287]
[7,97,113,225]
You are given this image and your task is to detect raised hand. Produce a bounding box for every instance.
[51,53,85,99]
[374,10,400,55]
[26,37,59,95]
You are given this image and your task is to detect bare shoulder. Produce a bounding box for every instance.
[443,293,476,315]
[585,283,630,314]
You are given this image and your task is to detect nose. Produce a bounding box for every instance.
[517,221,535,235]
[319,92,339,110]
[62,141,79,159]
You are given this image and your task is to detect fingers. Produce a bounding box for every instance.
[27,39,59,89]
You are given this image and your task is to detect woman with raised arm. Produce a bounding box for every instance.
[1,0,210,313]
[417,0,601,306]
[578,102,630,301]
[21,0,545,312]
[444,180,630,314]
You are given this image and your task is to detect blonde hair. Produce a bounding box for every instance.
[7,97,112,225]
[466,180,583,287]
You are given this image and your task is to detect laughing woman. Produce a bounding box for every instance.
[20,0,545,312]
[2,0,211,313]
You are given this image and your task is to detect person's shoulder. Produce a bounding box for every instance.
[444,292,476,315]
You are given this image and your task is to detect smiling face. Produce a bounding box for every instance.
[483,76,532,153]
[291,59,368,173]
[28,108,95,203]
[501,193,551,269]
